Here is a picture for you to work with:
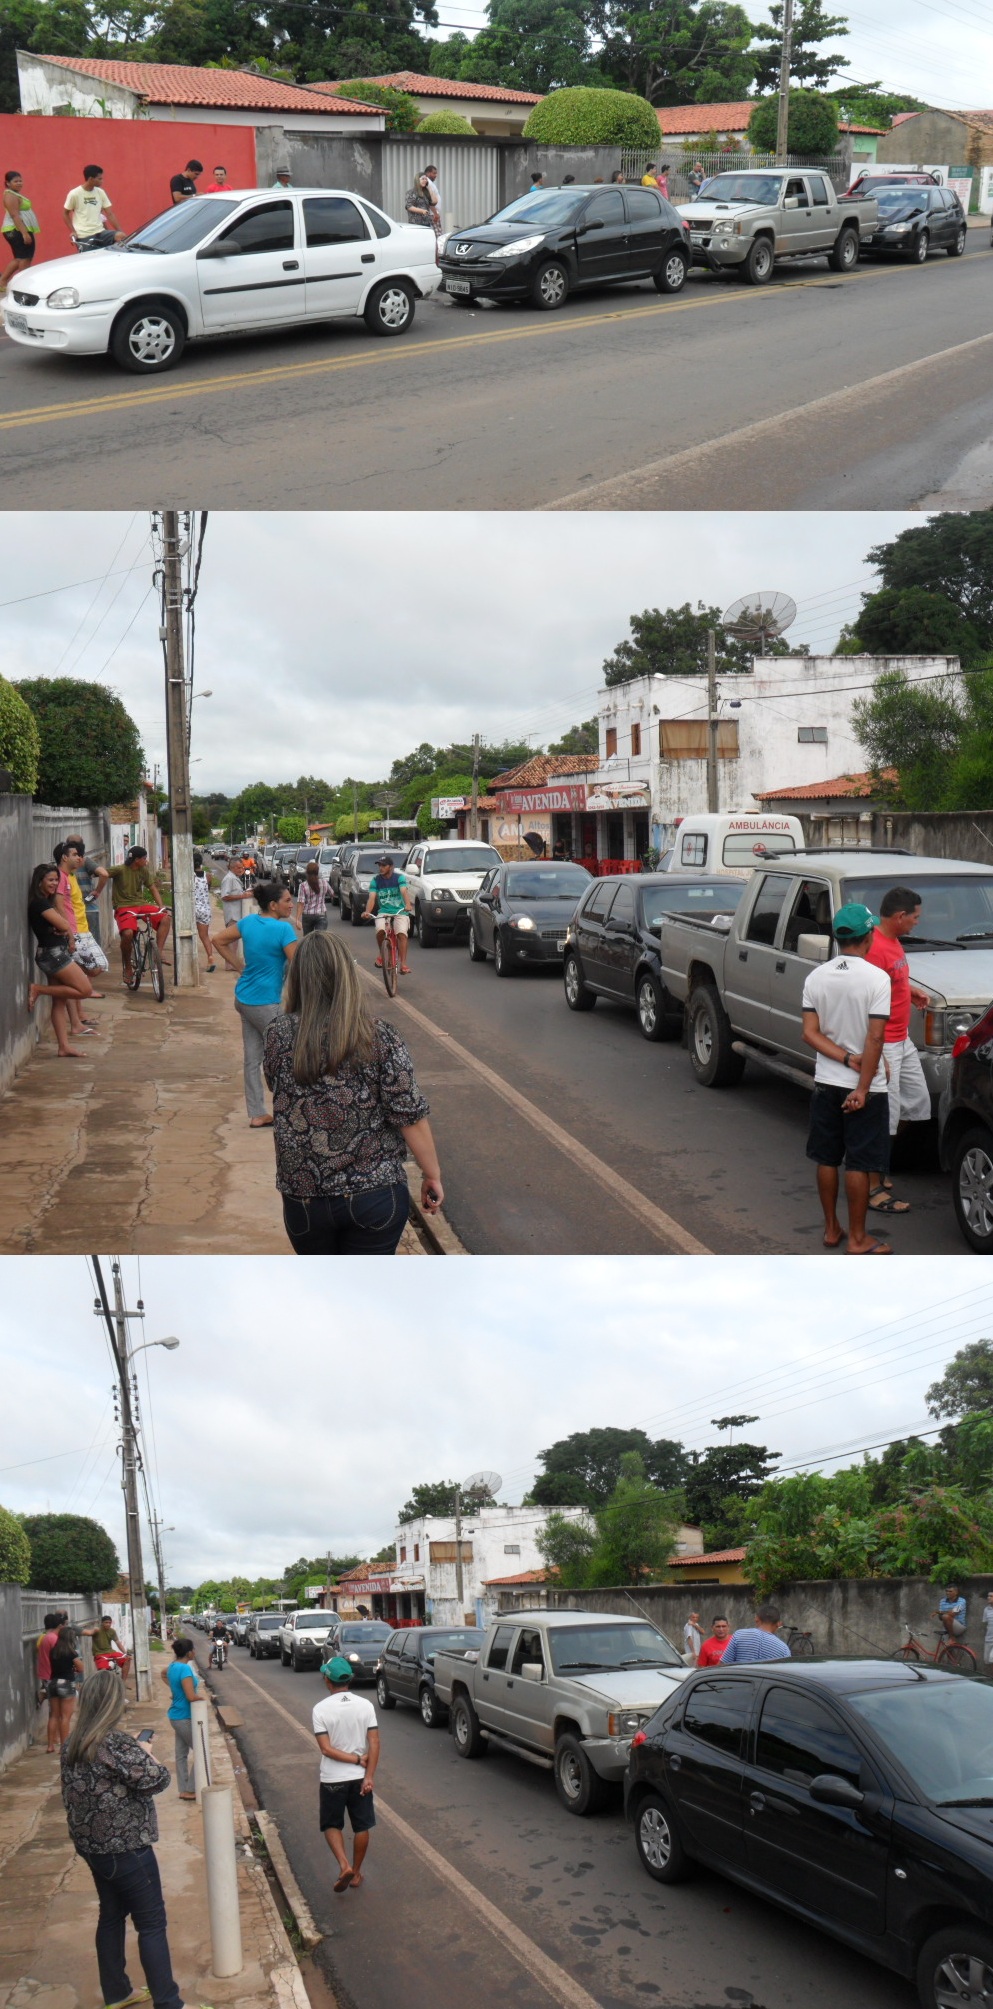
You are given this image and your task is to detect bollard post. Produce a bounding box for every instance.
[190,1695,212,1802]
[201,1785,243,1978]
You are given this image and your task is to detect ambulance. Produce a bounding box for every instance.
[664,812,805,877]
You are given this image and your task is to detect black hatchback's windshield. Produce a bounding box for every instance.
[696,174,781,205]
[843,874,993,948]
[849,1681,993,1804]
[549,1623,682,1673]
[504,867,591,900]
[876,189,927,212]
[127,197,240,253]
[488,193,585,228]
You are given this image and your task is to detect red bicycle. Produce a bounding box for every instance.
[380,915,400,999]
[892,1623,977,1672]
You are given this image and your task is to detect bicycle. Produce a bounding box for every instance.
[379,914,401,999]
[891,1623,977,1672]
[782,1624,814,1657]
[125,912,165,1003]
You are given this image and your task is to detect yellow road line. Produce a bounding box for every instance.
[0,258,928,434]
[227,1658,605,2009]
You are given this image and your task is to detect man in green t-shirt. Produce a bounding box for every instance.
[364,856,413,975]
[107,845,172,981]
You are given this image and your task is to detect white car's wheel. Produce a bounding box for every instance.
[110,302,185,374]
[365,279,415,336]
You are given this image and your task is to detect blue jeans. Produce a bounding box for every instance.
[282,1182,409,1255]
[82,1846,182,2009]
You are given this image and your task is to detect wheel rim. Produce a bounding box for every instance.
[753,244,772,277]
[377,1680,387,1705]
[454,1707,468,1748]
[639,1805,672,1870]
[558,1749,583,1800]
[842,233,857,267]
[934,1952,993,2008]
[565,960,580,1004]
[956,229,966,253]
[916,231,929,260]
[638,980,657,1033]
[420,1690,434,1723]
[494,937,504,971]
[664,254,685,289]
[127,315,177,366]
[539,266,566,306]
[377,286,411,329]
[692,1006,714,1064]
[960,1146,993,1240]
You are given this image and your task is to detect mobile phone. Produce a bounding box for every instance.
[136,1728,155,1743]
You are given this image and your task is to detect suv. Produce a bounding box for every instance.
[376,1625,485,1727]
[247,1614,284,1659]
[338,845,411,926]
[404,840,502,946]
[280,1608,334,1670]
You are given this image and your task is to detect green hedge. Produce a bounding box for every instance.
[23,1513,120,1594]
[0,677,40,795]
[15,678,144,809]
[523,86,659,149]
[0,1505,30,1585]
[418,110,476,134]
[747,90,839,156]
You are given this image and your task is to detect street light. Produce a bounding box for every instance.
[131,1336,181,1358]
[130,1336,180,1631]
[191,691,213,702]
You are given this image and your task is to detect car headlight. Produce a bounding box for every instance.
[607,1710,649,1737]
[432,887,455,901]
[348,1653,360,1662]
[509,915,535,931]
[46,287,80,309]
[886,221,912,234]
[924,1008,977,1047]
[488,235,545,259]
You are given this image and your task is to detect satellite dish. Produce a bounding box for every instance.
[722,591,797,656]
[463,1469,502,1497]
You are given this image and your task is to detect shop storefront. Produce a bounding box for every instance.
[585,782,652,864]
[334,1574,426,1626]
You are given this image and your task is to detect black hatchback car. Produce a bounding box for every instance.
[868,182,967,262]
[563,873,744,1039]
[376,1626,485,1728]
[468,860,591,975]
[938,998,993,1252]
[321,1618,394,1684]
[439,184,690,312]
[626,1660,993,2009]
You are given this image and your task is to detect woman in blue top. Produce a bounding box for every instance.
[212,878,298,1126]
[159,1636,199,1799]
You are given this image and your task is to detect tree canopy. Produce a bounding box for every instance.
[15,678,144,810]
[523,83,660,146]
[927,1339,993,1421]
[747,87,838,156]
[0,1503,31,1585]
[530,1425,688,1505]
[0,676,40,795]
[23,1513,120,1594]
[852,664,993,813]
[398,1478,498,1522]
[851,515,993,661]
[549,718,598,755]
[603,601,797,686]
[537,1453,683,1586]
[750,0,849,93]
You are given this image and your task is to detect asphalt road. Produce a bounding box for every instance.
[335,906,964,1258]
[2,236,991,511]
[200,1636,912,2009]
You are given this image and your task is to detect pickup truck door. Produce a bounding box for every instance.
[507,1627,556,1754]
[723,873,795,1039]
[476,1625,520,1736]
[767,876,834,1063]
[778,174,815,255]
[804,174,837,253]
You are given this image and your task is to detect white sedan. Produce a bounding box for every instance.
[4,187,442,373]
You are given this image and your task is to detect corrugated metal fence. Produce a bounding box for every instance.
[380,138,501,233]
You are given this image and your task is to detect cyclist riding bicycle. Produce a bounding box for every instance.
[364,855,413,974]
[107,845,172,983]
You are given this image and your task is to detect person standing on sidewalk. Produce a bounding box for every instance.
[313,1654,379,1893]
[62,1670,182,2009]
[48,1625,84,1747]
[721,1605,792,1663]
[27,864,99,1058]
[2,170,40,295]
[865,886,932,1217]
[801,902,892,1255]
[160,1637,199,1801]
[192,852,216,972]
[37,1612,64,1753]
[211,878,298,1128]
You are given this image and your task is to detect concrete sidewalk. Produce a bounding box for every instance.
[0,1663,310,2009]
[0,901,427,1256]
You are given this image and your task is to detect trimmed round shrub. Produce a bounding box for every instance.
[23,1513,120,1594]
[523,86,660,149]
[0,677,40,795]
[276,813,307,842]
[330,81,421,132]
[418,110,476,134]
[748,90,839,157]
[15,678,143,809]
[0,1505,31,1586]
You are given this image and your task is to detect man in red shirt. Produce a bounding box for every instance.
[865,887,932,1216]
[36,1611,65,1752]
[696,1617,731,1666]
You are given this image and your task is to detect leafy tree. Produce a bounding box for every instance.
[523,83,660,146]
[829,84,925,129]
[927,1339,993,1420]
[418,108,477,132]
[23,1513,120,1594]
[536,1509,598,1586]
[334,809,376,839]
[596,0,754,108]
[398,1480,459,1521]
[851,669,965,811]
[415,772,475,836]
[459,0,593,93]
[747,88,839,156]
[862,515,993,654]
[549,718,598,754]
[0,676,40,794]
[873,1486,993,1583]
[389,743,444,787]
[0,1503,31,1585]
[329,80,422,129]
[276,814,307,842]
[15,678,144,810]
[603,601,783,686]
[585,1452,683,1584]
[750,0,849,94]
[429,28,473,74]
[683,1438,781,1546]
[528,1470,595,1506]
[191,802,214,841]
[534,1426,687,1504]
[842,586,982,665]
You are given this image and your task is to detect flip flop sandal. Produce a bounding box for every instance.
[849,1239,892,1255]
[868,1189,910,1214]
[334,1870,355,1894]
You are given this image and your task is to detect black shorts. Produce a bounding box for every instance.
[806,1084,889,1173]
[4,229,35,262]
[319,1779,376,1834]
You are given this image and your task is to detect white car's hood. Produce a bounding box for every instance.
[21,246,171,294]
[908,947,993,1005]
[569,1666,688,1707]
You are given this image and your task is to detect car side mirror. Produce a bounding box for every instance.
[581,218,604,233]
[783,195,801,209]
[797,932,830,962]
[519,1661,543,1683]
[648,918,662,936]
[809,1773,864,1810]
[199,238,239,259]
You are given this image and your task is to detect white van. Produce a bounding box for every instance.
[665,813,805,877]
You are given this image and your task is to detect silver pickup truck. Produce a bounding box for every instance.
[432,1608,687,1816]
[657,850,993,1102]
[678,168,878,284]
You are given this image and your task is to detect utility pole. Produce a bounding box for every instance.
[106,1261,151,1701]
[453,1485,464,1615]
[150,1515,169,1642]
[161,511,198,988]
[706,628,719,814]
[351,780,359,842]
[469,734,481,841]
[775,0,794,162]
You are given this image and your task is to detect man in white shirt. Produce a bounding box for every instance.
[63,167,125,251]
[219,866,254,933]
[682,1611,702,1664]
[312,1655,379,1892]
[801,902,892,1256]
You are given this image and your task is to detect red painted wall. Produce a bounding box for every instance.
[0,115,257,253]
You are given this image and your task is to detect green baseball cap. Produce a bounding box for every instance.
[320,1655,354,1682]
[833,901,878,939]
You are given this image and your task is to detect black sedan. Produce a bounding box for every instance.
[439,184,690,312]
[563,873,744,1040]
[376,1625,485,1728]
[938,999,993,1251]
[868,183,967,262]
[321,1619,394,1685]
[625,1660,993,2009]
[468,860,591,976]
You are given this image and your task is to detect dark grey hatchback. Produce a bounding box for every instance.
[564,873,744,1039]
[625,1660,993,2009]
[439,185,690,311]
[468,860,591,975]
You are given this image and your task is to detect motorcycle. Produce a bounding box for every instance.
[209,1635,228,1670]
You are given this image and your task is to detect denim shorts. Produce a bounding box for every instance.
[35,942,74,977]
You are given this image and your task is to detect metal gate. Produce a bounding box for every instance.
[381,139,500,234]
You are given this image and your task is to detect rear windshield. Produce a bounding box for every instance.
[723,833,797,865]
[256,1617,281,1630]
[422,1629,485,1655]
[424,847,499,874]
[548,1622,682,1674]
[127,198,240,252]
[842,873,993,949]
[641,879,744,928]
[877,189,927,212]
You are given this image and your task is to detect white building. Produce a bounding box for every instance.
[390,1506,588,1627]
[593,654,954,860]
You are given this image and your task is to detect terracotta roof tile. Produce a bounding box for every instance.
[669,1546,747,1566]
[490,754,598,790]
[316,70,540,105]
[34,54,380,114]
[482,1568,550,1585]
[656,100,755,134]
[754,768,898,802]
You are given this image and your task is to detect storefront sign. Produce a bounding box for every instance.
[497,784,588,814]
[586,782,652,812]
[431,797,467,818]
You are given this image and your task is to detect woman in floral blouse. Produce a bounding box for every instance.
[263,928,444,1254]
[61,1670,182,2009]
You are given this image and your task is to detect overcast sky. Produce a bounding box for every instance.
[2,1257,988,1587]
[425,0,993,113]
[4,510,917,800]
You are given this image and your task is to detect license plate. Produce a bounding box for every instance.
[5,313,28,332]
[446,279,472,296]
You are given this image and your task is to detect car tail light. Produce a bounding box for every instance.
[953,1001,993,1059]
[631,1730,647,1748]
